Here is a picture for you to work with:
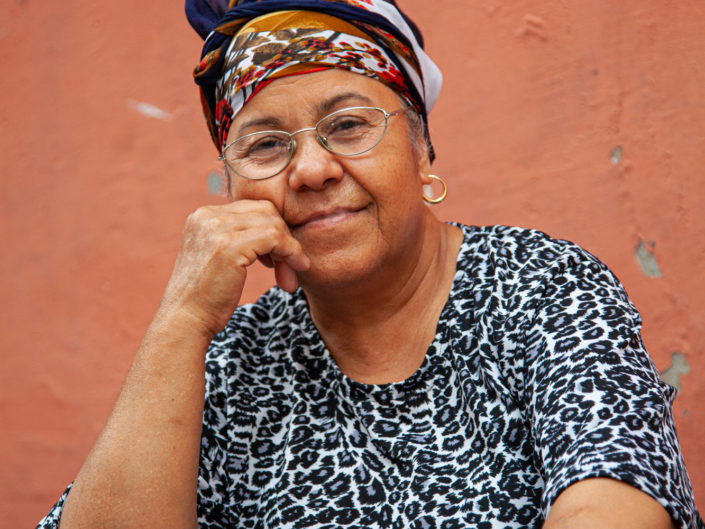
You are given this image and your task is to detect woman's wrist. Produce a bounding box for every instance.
[144,300,220,355]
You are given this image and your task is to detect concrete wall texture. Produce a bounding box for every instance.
[1,1,703,526]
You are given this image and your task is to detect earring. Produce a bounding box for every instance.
[422,174,447,204]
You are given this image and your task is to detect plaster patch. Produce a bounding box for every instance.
[635,240,662,278]
[661,352,691,394]
[516,14,548,41]
[126,99,171,121]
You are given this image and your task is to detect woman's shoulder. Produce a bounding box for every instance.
[455,223,606,272]
[449,222,638,331]
[452,223,622,295]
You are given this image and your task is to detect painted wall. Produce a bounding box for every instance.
[1,1,703,526]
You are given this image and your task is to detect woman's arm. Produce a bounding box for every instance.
[58,309,211,529]
[517,242,695,529]
[543,478,675,529]
[58,200,308,529]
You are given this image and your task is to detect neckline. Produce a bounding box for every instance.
[291,223,476,404]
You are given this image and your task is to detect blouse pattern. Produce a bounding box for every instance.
[37,224,703,529]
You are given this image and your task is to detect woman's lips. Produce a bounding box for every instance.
[290,206,365,230]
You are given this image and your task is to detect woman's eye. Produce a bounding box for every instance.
[327,117,368,135]
[246,136,288,157]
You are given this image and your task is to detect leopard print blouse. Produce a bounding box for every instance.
[37,225,703,529]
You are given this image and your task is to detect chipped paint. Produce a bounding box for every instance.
[4,3,705,525]
[126,99,171,121]
[610,146,622,165]
[661,352,691,394]
[207,171,226,195]
[635,240,662,278]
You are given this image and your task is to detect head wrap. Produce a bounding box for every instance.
[186,0,442,160]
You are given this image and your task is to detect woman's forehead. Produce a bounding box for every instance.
[234,70,398,124]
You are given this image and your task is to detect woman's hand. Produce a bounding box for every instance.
[160,199,310,337]
[59,199,309,529]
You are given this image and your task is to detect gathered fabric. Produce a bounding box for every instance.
[185,0,442,158]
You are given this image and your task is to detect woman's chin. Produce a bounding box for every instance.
[297,245,383,292]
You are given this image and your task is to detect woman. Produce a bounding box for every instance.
[38,1,702,528]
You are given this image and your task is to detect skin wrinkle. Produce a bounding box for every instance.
[311,218,457,383]
[38,3,695,527]
[225,69,462,383]
[222,89,428,192]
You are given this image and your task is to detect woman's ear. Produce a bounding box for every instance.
[414,133,432,185]
[418,149,433,186]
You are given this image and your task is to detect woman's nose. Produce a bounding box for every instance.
[286,132,343,191]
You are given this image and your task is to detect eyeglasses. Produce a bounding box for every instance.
[219,106,405,180]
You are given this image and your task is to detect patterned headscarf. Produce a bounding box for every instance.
[186,0,442,160]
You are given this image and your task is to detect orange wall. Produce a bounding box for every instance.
[1,1,703,526]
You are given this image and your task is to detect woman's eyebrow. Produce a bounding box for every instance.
[319,92,375,114]
[236,93,375,135]
[237,116,282,135]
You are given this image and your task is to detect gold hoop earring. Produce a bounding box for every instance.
[422,174,447,204]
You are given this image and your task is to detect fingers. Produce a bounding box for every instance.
[161,200,309,336]
[275,261,299,293]
[258,254,275,269]
[222,200,308,270]
[182,200,309,272]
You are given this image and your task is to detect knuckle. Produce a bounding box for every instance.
[251,199,280,217]
[261,224,283,242]
[186,206,214,226]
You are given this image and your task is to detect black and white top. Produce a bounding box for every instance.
[38,225,703,529]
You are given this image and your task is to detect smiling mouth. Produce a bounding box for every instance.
[290,206,366,230]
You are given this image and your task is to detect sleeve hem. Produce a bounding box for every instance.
[543,469,690,529]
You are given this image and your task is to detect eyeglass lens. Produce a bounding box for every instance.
[223,107,391,180]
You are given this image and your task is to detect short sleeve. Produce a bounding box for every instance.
[196,340,236,528]
[524,253,701,528]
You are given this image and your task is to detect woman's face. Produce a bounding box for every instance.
[226,69,432,288]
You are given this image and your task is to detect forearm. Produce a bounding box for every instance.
[59,308,213,529]
[56,200,308,528]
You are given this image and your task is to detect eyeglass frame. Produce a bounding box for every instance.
[218,106,407,181]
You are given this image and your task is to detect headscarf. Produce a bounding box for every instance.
[185,0,442,160]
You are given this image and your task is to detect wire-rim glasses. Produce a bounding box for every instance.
[219,106,405,180]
